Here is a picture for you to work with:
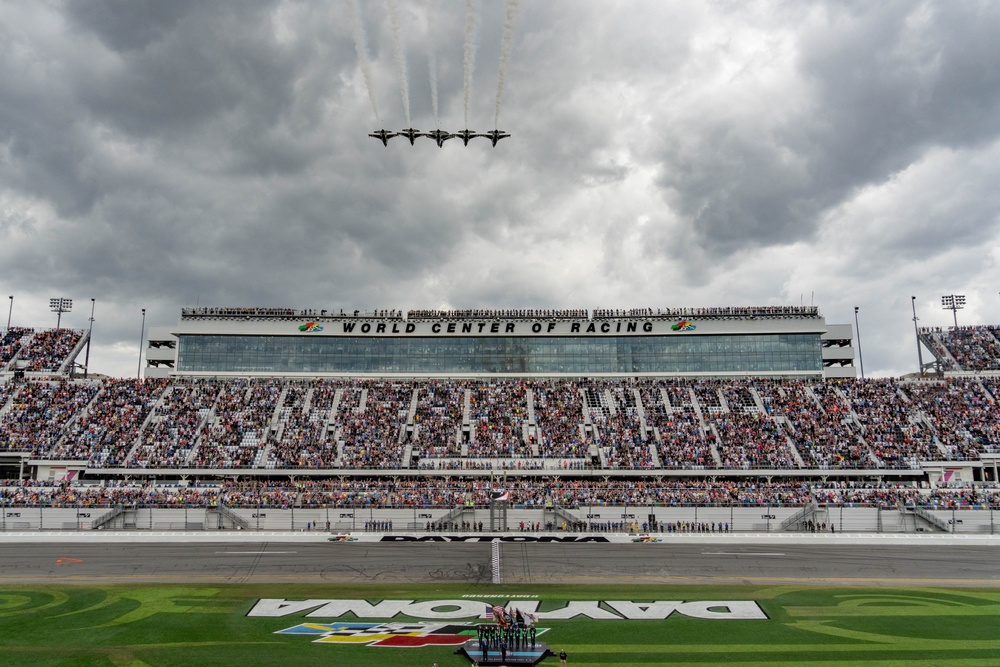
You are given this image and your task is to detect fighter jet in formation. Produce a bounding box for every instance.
[368,129,398,147]
[425,129,456,148]
[481,130,511,147]
[369,128,510,147]
[397,128,425,145]
[454,129,482,146]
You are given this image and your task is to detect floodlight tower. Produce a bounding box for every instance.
[941,294,965,329]
[83,298,95,379]
[911,296,924,375]
[49,297,72,329]
[137,308,146,379]
[854,306,865,380]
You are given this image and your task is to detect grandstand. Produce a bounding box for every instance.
[3,307,1000,531]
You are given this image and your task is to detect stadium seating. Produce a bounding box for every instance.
[1,375,998,474]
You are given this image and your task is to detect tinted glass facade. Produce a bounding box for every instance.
[177,334,822,375]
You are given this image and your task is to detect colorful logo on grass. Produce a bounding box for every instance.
[298,322,324,332]
[277,621,478,647]
[671,320,696,331]
[327,534,358,542]
[632,535,662,543]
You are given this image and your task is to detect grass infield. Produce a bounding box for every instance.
[2,582,999,666]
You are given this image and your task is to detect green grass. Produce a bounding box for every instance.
[2,583,1000,666]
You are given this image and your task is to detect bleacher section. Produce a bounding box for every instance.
[0,328,85,374]
[1,376,999,480]
[922,325,1000,372]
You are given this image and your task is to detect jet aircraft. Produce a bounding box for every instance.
[481,130,511,147]
[397,128,425,145]
[368,129,397,147]
[425,129,456,148]
[453,129,482,146]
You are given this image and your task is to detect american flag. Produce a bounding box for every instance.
[485,605,494,620]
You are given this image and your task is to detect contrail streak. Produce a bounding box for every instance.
[463,0,479,128]
[426,1,439,125]
[344,0,380,122]
[494,0,518,128]
[387,0,411,125]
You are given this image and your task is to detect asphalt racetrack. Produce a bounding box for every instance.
[1,539,998,587]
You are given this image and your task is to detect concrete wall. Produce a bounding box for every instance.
[4,505,995,534]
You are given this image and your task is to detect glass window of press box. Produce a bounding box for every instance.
[176,334,823,375]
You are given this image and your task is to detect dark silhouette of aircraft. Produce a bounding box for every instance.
[454,129,483,146]
[368,129,398,146]
[425,129,456,148]
[397,128,425,145]
[481,130,511,147]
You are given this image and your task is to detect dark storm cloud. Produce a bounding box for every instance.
[1,0,999,377]
[651,1,1000,261]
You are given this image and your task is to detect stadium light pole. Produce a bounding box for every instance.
[50,297,72,329]
[137,308,146,380]
[941,294,965,329]
[854,306,865,380]
[6,295,12,331]
[911,296,924,375]
[84,298,95,379]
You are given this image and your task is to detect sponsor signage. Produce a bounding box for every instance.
[328,320,658,336]
[250,598,768,621]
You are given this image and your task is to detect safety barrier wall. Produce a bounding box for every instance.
[2,505,996,534]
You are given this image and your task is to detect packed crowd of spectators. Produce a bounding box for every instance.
[14,329,83,372]
[409,382,465,458]
[0,328,33,366]
[0,380,100,456]
[128,381,216,468]
[264,381,339,468]
[47,379,168,463]
[468,381,530,458]
[593,306,820,319]
[931,326,1000,372]
[2,375,1000,471]
[532,380,589,458]
[335,381,410,469]
[5,477,999,510]
[189,380,282,468]
[406,309,587,320]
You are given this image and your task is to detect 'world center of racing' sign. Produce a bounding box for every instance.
[249,598,769,621]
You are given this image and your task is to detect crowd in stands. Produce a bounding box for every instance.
[180,307,404,319]
[592,306,820,319]
[1,328,33,366]
[335,381,411,469]
[0,380,100,456]
[263,381,339,468]
[533,381,589,458]
[4,477,1000,510]
[6,329,82,372]
[928,326,1000,372]
[468,381,531,458]
[410,382,465,458]
[2,376,1000,472]
[407,309,587,320]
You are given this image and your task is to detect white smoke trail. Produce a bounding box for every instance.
[463,0,479,128]
[344,0,380,123]
[494,0,518,128]
[387,0,411,125]
[426,1,439,125]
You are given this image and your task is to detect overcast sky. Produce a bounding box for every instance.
[2,0,999,378]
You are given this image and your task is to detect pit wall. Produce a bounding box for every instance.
[1,506,995,534]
